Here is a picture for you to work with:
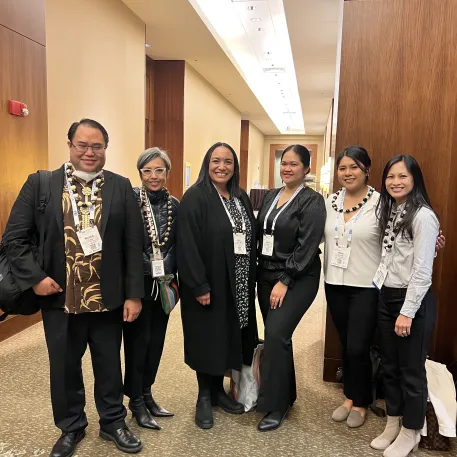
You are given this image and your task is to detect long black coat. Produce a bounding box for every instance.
[4,166,144,310]
[176,182,258,375]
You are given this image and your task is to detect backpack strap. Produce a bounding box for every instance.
[37,170,52,264]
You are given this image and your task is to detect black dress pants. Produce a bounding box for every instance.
[41,307,126,433]
[325,283,378,407]
[378,287,436,430]
[123,277,170,399]
[257,257,321,412]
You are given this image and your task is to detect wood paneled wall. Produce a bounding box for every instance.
[324,0,457,380]
[0,0,48,341]
[146,60,185,199]
[239,120,249,190]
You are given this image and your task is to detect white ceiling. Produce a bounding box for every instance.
[122,0,340,135]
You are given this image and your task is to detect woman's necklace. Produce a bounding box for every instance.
[383,204,407,252]
[332,186,375,214]
[140,186,173,247]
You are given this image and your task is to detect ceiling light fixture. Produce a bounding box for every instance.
[188,0,305,133]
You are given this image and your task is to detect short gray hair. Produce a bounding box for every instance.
[137,147,172,172]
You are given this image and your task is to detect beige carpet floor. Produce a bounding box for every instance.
[1,279,455,457]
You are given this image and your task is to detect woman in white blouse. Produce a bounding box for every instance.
[370,155,439,457]
[324,147,381,429]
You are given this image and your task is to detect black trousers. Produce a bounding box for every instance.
[41,307,126,433]
[378,287,436,430]
[123,277,170,399]
[325,283,378,407]
[257,258,321,412]
[196,372,224,398]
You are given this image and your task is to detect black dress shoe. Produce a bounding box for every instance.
[211,390,244,414]
[99,426,142,453]
[195,396,214,429]
[143,389,174,417]
[129,397,161,430]
[257,409,290,432]
[49,429,85,457]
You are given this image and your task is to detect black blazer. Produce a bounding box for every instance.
[177,182,258,374]
[4,166,145,310]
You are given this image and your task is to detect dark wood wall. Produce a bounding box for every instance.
[239,120,249,190]
[324,0,457,380]
[0,0,48,341]
[146,58,185,199]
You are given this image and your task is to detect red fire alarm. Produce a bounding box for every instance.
[9,100,29,117]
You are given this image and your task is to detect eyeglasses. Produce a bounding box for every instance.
[71,142,106,153]
[140,168,167,177]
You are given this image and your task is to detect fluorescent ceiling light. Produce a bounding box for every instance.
[187,0,305,134]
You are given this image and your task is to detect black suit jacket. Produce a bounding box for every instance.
[4,165,144,310]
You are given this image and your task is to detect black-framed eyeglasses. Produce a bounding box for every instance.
[140,168,167,177]
[70,142,106,153]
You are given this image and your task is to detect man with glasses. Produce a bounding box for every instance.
[3,119,144,456]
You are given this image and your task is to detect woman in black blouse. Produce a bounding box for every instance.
[177,142,258,430]
[256,144,326,431]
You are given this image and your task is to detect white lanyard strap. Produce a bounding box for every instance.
[65,165,98,229]
[217,193,246,233]
[334,188,367,246]
[263,185,303,233]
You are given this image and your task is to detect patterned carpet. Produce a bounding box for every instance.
[0,280,455,457]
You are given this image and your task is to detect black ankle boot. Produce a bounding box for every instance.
[257,408,290,432]
[211,390,244,414]
[195,396,213,429]
[128,397,160,430]
[142,388,174,417]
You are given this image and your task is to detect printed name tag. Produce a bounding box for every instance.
[151,260,165,278]
[373,262,388,290]
[77,227,102,256]
[331,246,351,269]
[233,233,247,255]
[262,234,274,256]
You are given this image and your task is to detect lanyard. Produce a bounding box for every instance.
[263,185,303,233]
[65,164,98,230]
[334,188,367,246]
[214,186,246,233]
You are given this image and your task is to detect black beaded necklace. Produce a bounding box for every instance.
[140,186,173,248]
[383,205,407,252]
[331,186,375,213]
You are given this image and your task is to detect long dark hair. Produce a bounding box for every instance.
[336,146,371,181]
[196,142,241,198]
[376,154,435,243]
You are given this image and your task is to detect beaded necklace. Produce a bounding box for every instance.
[332,186,375,214]
[140,186,173,248]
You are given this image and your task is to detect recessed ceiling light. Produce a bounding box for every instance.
[250,17,261,22]
[145,43,152,48]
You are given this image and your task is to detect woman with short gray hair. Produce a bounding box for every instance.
[123,147,179,430]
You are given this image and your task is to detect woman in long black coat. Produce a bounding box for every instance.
[177,142,258,430]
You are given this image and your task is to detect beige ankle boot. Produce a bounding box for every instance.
[370,416,401,450]
[383,427,420,457]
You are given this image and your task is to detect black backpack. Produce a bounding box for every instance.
[0,170,52,321]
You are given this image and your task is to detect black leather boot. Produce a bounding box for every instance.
[49,429,85,457]
[143,387,174,417]
[257,408,290,432]
[195,396,214,429]
[99,425,142,453]
[128,396,160,430]
[211,390,244,414]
